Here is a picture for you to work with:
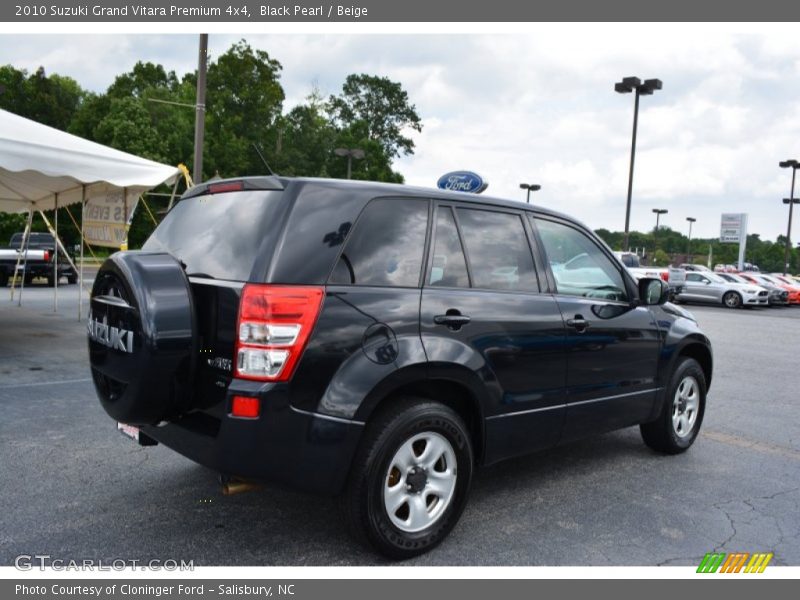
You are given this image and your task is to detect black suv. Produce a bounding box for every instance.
[88,177,713,558]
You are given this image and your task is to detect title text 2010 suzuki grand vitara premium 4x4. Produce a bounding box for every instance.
[88,177,712,558]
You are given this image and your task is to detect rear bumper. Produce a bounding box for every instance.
[141,383,364,496]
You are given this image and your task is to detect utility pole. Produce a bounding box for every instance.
[193,34,208,185]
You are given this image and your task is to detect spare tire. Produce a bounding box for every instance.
[88,252,196,426]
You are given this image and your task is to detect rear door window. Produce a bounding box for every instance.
[329,198,429,287]
[456,208,539,292]
[143,190,284,282]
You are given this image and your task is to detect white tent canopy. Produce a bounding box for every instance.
[0,108,179,213]
[0,108,182,317]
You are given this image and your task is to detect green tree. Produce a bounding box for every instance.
[0,65,85,130]
[328,120,403,183]
[0,64,30,116]
[93,97,166,162]
[328,73,422,159]
[0,212,26,245]
[274,103,336,177]
[653,249,671,266]
[204,40,285,178]
[107,61,180,99]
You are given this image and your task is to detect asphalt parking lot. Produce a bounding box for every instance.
[1,283,799,566]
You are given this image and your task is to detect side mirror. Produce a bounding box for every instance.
[638,277,669,306]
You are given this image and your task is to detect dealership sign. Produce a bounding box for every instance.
[437,171,488,194]
[720,213,747,243]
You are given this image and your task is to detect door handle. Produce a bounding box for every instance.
[434,312,471,330]
[566,315,590,333]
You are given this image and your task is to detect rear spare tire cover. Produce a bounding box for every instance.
[88,252,196,425]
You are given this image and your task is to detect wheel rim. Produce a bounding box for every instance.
[383,431,457,533]
[672,375,700,438]
[724,292,740,307]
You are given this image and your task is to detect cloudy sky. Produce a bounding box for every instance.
[2,25,800,240]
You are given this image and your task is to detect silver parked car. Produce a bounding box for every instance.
[718,273,788,306]
[676,271,768,308]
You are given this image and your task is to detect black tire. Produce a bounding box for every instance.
[0,270,8,287]
[67,273,78,284]
[343,399,473,559]
[722,291,742,309]
[46,275,56,287]
[641,357,706,454]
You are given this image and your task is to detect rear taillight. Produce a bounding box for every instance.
[234,284,324,381]
[43,250,50,262]
[660,272,669,282]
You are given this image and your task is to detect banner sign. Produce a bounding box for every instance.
[82,185,140,248]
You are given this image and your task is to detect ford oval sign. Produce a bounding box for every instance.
[437,171,488,194]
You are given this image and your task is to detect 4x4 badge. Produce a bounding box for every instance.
[87,311,134,353]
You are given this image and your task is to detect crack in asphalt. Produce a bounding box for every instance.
[711,487,800,553]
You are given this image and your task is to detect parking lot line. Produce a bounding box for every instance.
[704,429,800,462]
[0,377,92,389]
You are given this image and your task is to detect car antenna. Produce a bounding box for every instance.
[253,143,277,176]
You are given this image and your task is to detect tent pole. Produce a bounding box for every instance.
[167,175,181,211]
[79,186,85,321]
[54,194,58,312]
[37,210,80,290]
[14,208,34,306]
[122,187,128,251]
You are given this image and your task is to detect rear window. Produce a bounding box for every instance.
[10,232,54,248]
[143,191,284,282]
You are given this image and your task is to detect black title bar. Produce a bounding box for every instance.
[2,0,800,22]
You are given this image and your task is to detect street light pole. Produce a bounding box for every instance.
[519,183,541,204]
[780,160,800,276]
[686,217,696,262]
[334,148,365,179]
[652,208,668,263]
[615,76,662,251]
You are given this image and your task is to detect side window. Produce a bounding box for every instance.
[456,208,538,292]
[534,218,628,302]
[428,207,469,288]
[686,273,702,282]
[329,198,428,287]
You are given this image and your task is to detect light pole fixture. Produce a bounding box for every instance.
[334,147,365,179]
[519,183,541,204]
[652,208,668,261]
[686,217,696,262]
[615,76,663,251]
[780,159,800,275]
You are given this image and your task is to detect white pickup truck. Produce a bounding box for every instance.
[614,251,686,299]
